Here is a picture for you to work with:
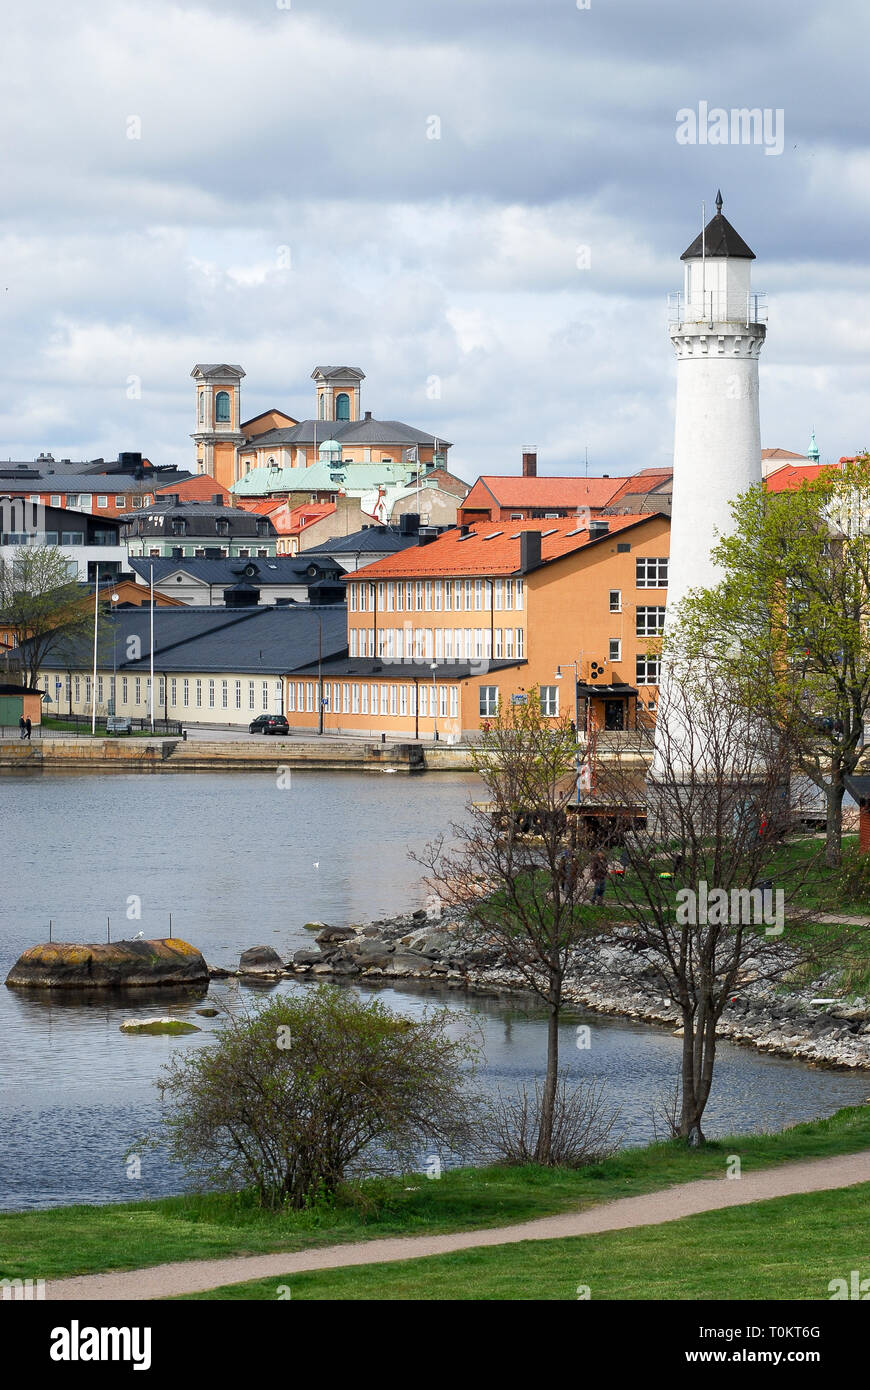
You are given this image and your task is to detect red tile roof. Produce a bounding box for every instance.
[236,498,285,515]
[463,475,628,511]
[350,514,660,579]
[607,471,672,504]
[765,463,840,492]
[286,503,336,534]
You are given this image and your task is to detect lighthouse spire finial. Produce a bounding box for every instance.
[715,189,723,214]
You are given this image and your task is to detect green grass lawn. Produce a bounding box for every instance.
[3,1104,869,1284]
[604,834,870,997]
[179,1183,870,1301]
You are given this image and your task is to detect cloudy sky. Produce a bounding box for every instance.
[2,0,869,480]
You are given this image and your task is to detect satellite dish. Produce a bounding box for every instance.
[111,593,120,602]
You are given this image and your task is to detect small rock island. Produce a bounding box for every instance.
[5,938,209,989]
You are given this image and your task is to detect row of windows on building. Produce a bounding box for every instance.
[346,617,662,665]
[288,680,461,720]
[24,494,153,509]
[1,531,111,547]
[135,546,271,559]
[349,626,526,661]
[51,657,662,721]
[55,674,282,712]
[349,577,525,614]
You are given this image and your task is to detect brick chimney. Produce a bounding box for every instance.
[522,447,537,478]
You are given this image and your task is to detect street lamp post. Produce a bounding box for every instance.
[317,613,324,736]
[555,658,583,804]
[110,592,119,715]
[430,661,438,741]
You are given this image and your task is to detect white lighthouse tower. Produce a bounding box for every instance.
[667,191,766,612]
[650,194,767,791]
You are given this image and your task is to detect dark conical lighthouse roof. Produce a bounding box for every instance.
[680,191,755,260]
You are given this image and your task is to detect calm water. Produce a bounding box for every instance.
[1,770,868,1210]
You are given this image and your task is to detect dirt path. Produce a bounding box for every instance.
[44,1149,870,1301]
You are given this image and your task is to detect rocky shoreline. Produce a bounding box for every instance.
[212,911,870,1073]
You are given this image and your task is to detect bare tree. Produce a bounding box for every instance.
[604,655,827,1145]
[418,689,606,1164]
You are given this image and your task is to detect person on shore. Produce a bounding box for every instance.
[18,715,26,739]
[558,847,578,901]
[590,850,608,905]
[24,717,32,741]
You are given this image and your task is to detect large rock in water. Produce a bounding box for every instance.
[5,938,208,989]
[238,945,285,974]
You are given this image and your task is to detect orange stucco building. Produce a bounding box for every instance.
[285,511,670,739]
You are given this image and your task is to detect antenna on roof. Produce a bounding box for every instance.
[701,198,706,306]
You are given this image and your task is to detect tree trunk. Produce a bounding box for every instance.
[825,776,844,868]
[535,978,560,1163]
[680,999,718,1145]
[679,1009,705,1145]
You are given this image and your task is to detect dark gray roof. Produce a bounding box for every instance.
[36,605,347,676]
[293,655,526,680]
[120,499,259,520]
[0,469,192,493]
[311,366,365,380]
[191,363,245,378]
[242,418,450,449]
[681,195,755,260]
[127,556,342,585]
[303,526,427,557]
[120,499,277,539]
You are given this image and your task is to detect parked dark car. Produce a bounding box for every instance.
[248,714,290,736]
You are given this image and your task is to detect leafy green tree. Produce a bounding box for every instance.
[156,988,480,1210]
[678,458,870,866]
[0,545,92,691]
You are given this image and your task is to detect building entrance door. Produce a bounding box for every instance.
[604,700,625,731]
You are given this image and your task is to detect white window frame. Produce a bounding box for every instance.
[479,686,498,717]
[540,685,558,717]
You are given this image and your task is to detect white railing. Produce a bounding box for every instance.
[668,290,768,329]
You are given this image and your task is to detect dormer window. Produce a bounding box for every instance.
[215,518,229,536]
[171,519,187,537]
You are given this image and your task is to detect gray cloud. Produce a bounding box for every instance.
[0,0,868,477]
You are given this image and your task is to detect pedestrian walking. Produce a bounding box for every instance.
[18,715,26,740]
[24,717,32,741]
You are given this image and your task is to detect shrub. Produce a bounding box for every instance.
[156,987,481,1210]
[484,1075,622,1168]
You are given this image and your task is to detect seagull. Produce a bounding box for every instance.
[313,861,319,869]
[133,931,144,939]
